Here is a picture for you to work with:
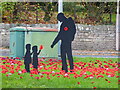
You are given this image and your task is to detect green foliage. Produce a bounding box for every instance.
[1,2,15,13]
[81,2,117,24]
[63,2,117,24]
[1,2,117,24]
[39,2,57,21]
[1,2,28,22]
[29,2,58,21]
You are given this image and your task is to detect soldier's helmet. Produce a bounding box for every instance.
[57,13,66,22]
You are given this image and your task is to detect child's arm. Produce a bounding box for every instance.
[37,50,41,55]
[31,52,33,55]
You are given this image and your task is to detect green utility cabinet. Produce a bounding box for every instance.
[10,27,58,58]
[10,27,25,58]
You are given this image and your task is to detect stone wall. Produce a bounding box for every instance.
[72,24,116,51]
[0,23,116,51]
[0,23,10,48]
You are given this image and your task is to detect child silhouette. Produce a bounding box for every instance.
[24,44,32,73]
[32,46,41,69]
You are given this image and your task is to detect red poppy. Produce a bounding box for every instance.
[20,76,23,79]
[104,65,109,68]
[22,69,27,73]
[52,74,55,77]
[35,77,39,79]
[64,27,68,31]
[6,74,9,77]
[1,70,6,74]
[57,76,60,78]
[10,70,14,74]
[104,61,107,63]
[18,73,20,75]
[47,76,51,79]
[42,57,45,59]
[73,75,78,78]
[84,76,89,79]
[30,74,34,77]
[40,75,44,78]
[39,45,44,50]
[116,76,119,78]
[77,82,80,84]
[96,75,104,78]
[15,57,20,60]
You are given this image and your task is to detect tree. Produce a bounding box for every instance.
[63,2,78,22]
[39,2,58,22]
[1,2,27,23]
[29,2,58,22]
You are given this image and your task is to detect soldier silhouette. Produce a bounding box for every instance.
[51,13,76,72]
[32,46,41,70]
[24,44,32,73]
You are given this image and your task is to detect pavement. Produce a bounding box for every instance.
[0,48,120,58]
[0,48,9,56]
[72,50,120,58]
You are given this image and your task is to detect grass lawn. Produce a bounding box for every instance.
[1,57,119,88]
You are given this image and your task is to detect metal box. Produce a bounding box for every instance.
[9,27,58,58]
[10,27,25,58]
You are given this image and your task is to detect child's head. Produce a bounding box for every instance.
[32,46,38,52]
[26,44,31,50]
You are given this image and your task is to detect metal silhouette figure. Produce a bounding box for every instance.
[24,44,32,73]
[32,46,41,69]
[51,13,76,72]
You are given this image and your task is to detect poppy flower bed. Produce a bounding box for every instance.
[1,57,119,88]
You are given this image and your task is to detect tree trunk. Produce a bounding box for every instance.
[36,6,38,24]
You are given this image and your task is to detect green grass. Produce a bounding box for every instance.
[2,57,119,88]
[2,74,118,88]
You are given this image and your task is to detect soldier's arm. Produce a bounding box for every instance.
[51,31,61,48]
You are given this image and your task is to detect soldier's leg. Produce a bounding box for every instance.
[61,44,68,72]
[35,65,38,69]
[25,64,30,72]
[27,64,30,72]
[25,64,27,71]
[67,43,74,71]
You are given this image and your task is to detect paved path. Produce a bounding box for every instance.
[0,48,120,58]
[0,48,9,56]
[73,55,120,58]
[72,50,120,58]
